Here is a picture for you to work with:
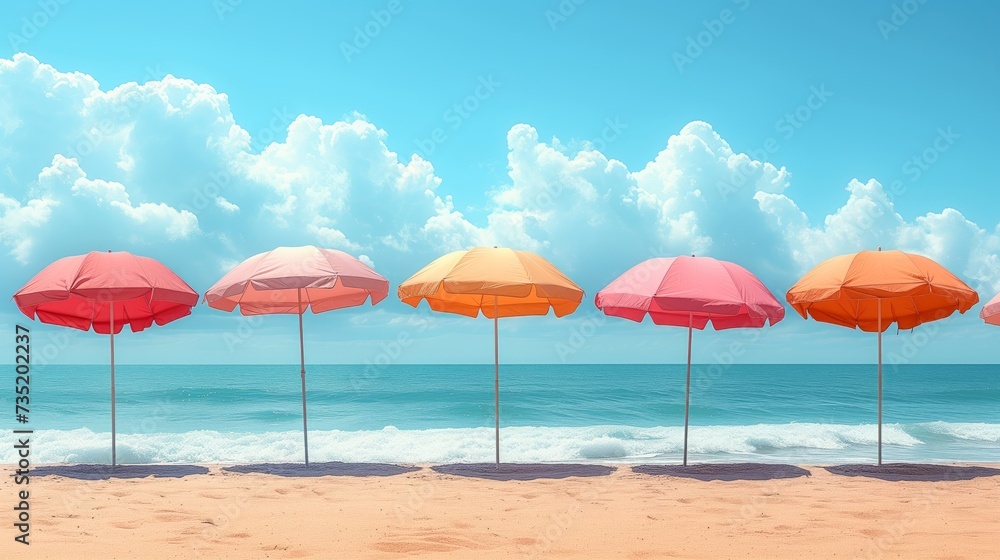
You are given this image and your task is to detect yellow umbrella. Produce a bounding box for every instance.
[398,247,584,467]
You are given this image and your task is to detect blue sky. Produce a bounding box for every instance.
[2,1,999,365]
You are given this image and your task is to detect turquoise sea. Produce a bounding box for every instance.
[3,364,999,464]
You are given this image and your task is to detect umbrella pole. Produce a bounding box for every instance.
[494,296,500,470]
[877,299,883,467]
[299,288,309,467]
[110,303,116,468]
[683,313,693,467]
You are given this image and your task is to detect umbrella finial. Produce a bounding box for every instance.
[107,249,112,253]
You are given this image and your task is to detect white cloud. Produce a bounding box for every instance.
[1,52,998,311]
[49,155,199,241]
[762,178,1000,292]
[112,201,199,241]
[0,192,57,263]
[214,196,239,214]
[307,223,362,252]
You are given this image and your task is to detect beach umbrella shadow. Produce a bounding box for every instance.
[431,463,616,481]
[33,464,209,480]
[222,462,421,477]
[825,463,1000,482]
[632,463,811,481]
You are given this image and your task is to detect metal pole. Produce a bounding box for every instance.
[494,295,500,469]
[683,313,693,467]
[299,288,309,467]
[110,302,116,468]
[877,299,883,467]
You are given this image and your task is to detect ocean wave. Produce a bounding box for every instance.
[921,421,1000,443]
[2,422,975,465]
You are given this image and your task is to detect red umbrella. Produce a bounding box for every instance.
[13,250,199,466]
[205,246,389,465]
[595,256,785,465]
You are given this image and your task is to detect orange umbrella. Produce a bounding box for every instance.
[398,247,584,467]
[787,248,978,464]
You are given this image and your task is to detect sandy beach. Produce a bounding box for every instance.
[3,462,999,559]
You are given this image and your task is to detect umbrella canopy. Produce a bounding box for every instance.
[786,249,978,331]
[205,245,389,466]
[14,251,198,333]
[595,255,784,465]
[13,250,198,465]
[787,248,978,464]
[398,247,583,318]
[205,245,389,314]
[595,256,785,329]
[981,292,1000,326]
[398,246,584,467]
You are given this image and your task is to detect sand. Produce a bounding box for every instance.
[4,462,999,559]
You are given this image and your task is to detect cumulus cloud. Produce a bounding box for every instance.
[0,192,56,263]
[760,178,1000,292]
[214,196,239,214]
[1,51,998,311]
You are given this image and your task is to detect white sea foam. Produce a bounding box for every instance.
[2,422,966,465]
[922,421,1000,443]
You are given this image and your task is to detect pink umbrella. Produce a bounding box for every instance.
[13,250,199,466]
[205,246,389,465]
[982,292,1000,326]
[595,256,784,465]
